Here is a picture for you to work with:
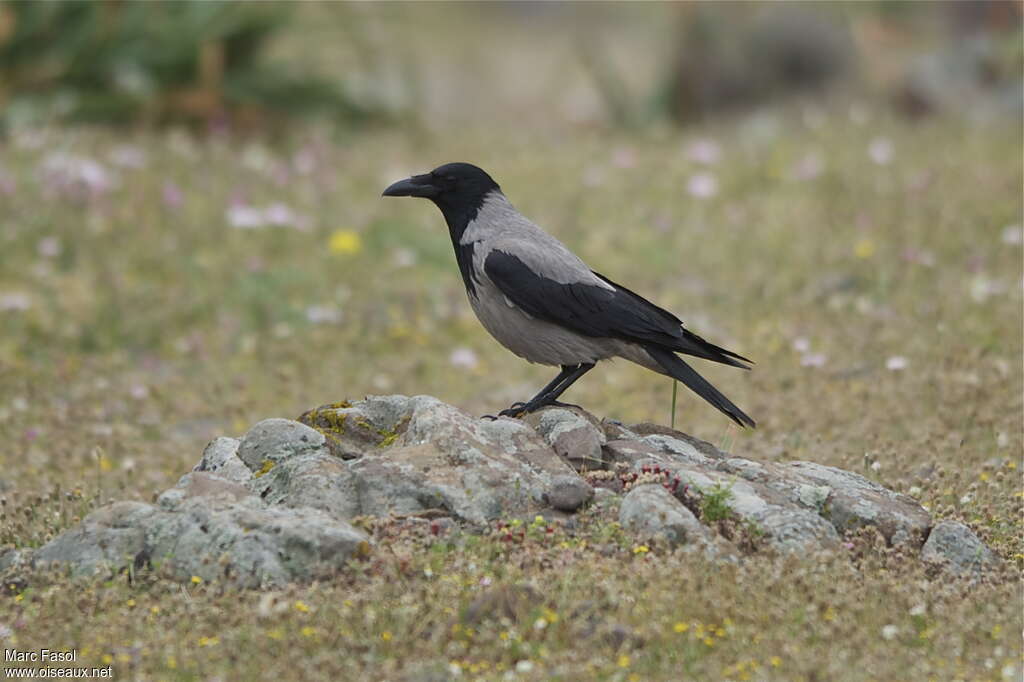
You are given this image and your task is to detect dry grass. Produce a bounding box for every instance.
[0,86,1021,679]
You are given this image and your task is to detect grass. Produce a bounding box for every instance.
[699,482,734,524]
[0,99,1021,678]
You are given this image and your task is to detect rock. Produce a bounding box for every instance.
[921,521,999,577]
[141,501,370,588]
[193,437,251,483]
[249,453,359,519]
[619,484,710,547]
[628,423,726,461]
[781,461,932,548]
[299,399,406,459]
[34,502,157,577]
[638,433,718,466]
[526,407,606,470]
[33,394,998,586]
[346,396,580,523]
[0,547,30,573]
[545,475,594,512]
[616,455,841,553]
[603,439,672,468]
[237,419,327,472]
[157,471,257,511]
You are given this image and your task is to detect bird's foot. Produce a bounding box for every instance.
[482,402,527,420]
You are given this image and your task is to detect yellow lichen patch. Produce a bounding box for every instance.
[254,459,275,478]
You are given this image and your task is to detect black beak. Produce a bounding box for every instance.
[382,173,438,198]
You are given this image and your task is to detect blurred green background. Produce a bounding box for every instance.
[0,3,1021,678]
[1,0,1020,480]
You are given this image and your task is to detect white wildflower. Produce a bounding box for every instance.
[686,138,721,165]
[687,172,718,199]
[886,356,908,371]
[868,137,893,165]
[1001,224,1022,246]
[305,305,342,325]
[449,347,479,370]
[801,352,827,368]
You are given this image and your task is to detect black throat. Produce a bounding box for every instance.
[431,191,493,298]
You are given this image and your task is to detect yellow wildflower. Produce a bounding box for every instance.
[300,626,316,638]
[293,600,310,613]
[674,622,689,633]
[854,238,875,259]
[190,575,202,585]
[617,654,630,668]
[770,656,782,667]
[328,230,362,255]
[633,545,649,555]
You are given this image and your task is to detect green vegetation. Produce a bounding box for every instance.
[699,482,734,523]
[0,2,378,129]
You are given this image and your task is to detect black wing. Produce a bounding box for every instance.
[484,250,750,368]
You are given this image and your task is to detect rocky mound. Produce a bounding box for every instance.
[12,395,998,587]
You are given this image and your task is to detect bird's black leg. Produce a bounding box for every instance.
[484,366,575,419]
[498,363,595,418]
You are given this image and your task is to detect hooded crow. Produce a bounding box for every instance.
[382,162,755,427]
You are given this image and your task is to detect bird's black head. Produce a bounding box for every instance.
[382,163,500,230]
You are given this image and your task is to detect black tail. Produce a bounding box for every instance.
[645,345,756,428]
[677,328,754,369]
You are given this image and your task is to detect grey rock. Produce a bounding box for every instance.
[34,502,157,576]
[592,487,619,506]
[298,398,407,459]
[619,484,710,547]
[237,418,327,472]
[0,547,30,572]
[921,521,1000,577]
[142,500,369,588]
[545,475,594,512]
[348,396,579,523]
[628,423,726,461]
[249,453,359,519]
[193,437,251,483]
[158,471,257,511]
[625,459,840,553]
[34,394,997,586]
[639,434,716,466]
[601,419,639,442]
[603,439,673,468]
[527,407,606,470]
[782,461,932,548]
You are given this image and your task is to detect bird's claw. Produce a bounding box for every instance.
[497,406,527,419]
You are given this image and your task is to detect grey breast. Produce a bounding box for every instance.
[461,193,625,367]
